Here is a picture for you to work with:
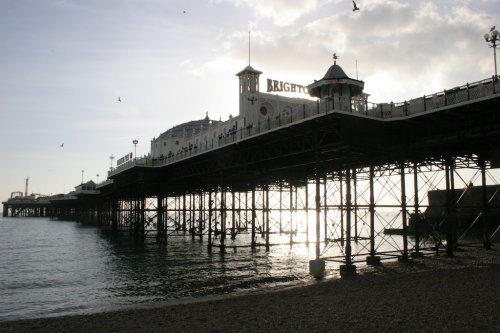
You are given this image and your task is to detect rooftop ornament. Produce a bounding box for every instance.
[484,26,499,78]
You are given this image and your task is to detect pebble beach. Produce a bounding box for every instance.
[1,247,499,333]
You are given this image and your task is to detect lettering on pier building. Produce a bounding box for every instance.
[266,79,309,94]
[117,153,133,166]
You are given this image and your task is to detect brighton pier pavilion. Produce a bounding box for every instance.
[4,57,500,277]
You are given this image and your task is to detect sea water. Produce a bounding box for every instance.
[0,217,320,322]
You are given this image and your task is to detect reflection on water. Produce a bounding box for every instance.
[0,217,317,322]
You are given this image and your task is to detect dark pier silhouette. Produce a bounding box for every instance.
[3,62,500,277]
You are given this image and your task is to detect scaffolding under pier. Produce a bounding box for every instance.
[91,81,500,276]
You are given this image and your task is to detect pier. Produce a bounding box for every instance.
[3,61,500,276]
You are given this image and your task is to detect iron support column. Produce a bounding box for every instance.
[323,174,328,243]
[340,169,357,277]
[279,182,283,234]
[231,190,236,239]
[309,167,326,278]
[290,183,294,245]
[141,198,146,241]
[413,163,423,257]
[366,166,380,265]
[480,159,491,250]
[138,198,145,241]
[191,194,195,240]
[265,186,270,251]
[353,170,358,242]
[208,191,213,252]
[220,188,226,253]
[305,182,309,245]
[182,194,187,233]
[131,198,137,234]
[244,192,249,229]
[315,171,321,259]
[445,160,456,256]
[399,163,409,261]
[251,188,256,250]
[450,160,457,254]
[111,200,118,232]
[157,195,164,240]
[339,171,345,246]
[199,192,204,241]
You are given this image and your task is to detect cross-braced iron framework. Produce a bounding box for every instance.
[96,153,499,275]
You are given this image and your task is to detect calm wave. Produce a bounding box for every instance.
[0,217,318,322]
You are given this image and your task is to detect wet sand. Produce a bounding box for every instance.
[1,247,499,332]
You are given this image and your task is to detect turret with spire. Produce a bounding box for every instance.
[307,53,364,111]
[236,65,262,94]
[236,31,262,119]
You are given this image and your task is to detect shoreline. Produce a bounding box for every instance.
[1,247,499,332]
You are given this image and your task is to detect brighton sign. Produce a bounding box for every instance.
[117,152,133,166]
[267,79,309,94]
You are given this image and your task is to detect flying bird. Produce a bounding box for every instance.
[118,97,122,102]
[60,143,64,147]
[352,1,360,11]
[183,10,186,14]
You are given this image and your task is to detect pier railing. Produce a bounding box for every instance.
[364,76,499,118]
[108,76,500,177]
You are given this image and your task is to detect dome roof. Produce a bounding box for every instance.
[236,65,263,76]
[307,62,364,98]
[322,64,349,80]
[158,114,221,139]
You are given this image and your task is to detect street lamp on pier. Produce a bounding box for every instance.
[109,155,114,171]
[133,139,138,160]
[484,26,499,78]
[96,174,99,184]
[81,170,84,184]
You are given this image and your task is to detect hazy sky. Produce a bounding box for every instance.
[1,0,498,201]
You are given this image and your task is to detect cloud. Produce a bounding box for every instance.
[215,0,328,26]
[181,56,245,77]
[199,0,495,102]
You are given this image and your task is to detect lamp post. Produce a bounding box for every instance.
[81,170,84,184]
[484,27,500,78]
[109,155,114,171]
[96,174,99,184]
[133,139,138,160]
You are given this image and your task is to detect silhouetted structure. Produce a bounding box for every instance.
[4,61,500,277]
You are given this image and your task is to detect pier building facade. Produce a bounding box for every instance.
[149,61,367,162]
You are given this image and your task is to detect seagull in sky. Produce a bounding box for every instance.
[60,143,64,147]
[118,97,122,102]
[183,10,186,14]
[352,1,360,11]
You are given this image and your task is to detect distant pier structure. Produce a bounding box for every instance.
[2,181,99,219]
[3,60,500,276]
[3,194,50,218]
